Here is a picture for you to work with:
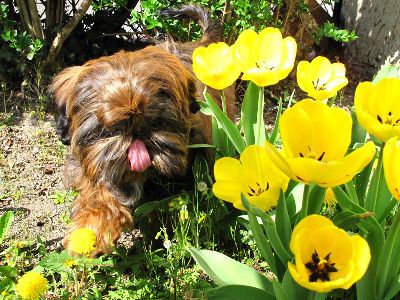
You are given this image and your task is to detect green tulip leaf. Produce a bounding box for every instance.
[207,284,275,300]
[188,247,274,294]
[203,90,245,153]
[241,81,261,146]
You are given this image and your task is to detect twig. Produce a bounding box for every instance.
[43,0,94,69]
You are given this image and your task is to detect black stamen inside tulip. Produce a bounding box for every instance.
[317,152,325,161]
[377,112,400,126]
[247,182,269,197]
[305,250,338,282]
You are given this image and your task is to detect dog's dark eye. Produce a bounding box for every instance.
[101,124,123,138]
[156,90,171,99]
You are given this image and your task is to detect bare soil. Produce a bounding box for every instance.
[0,113,68,250]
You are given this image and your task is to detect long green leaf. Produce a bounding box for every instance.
[333,187,384,300]
[275,190,292,250]
[372,64,400,83]
[374,170,394,222]
[382,275,400,300]
[203,91,245,153]
[254,87,267,146]
[365,146,384,213]
[375,209,400,299]
[207,284,275,300]
[355,158,374,206]
[0,211,14,243]
[332,211,363,231]
[273,280,289,300]
[306,185,325,215]
[241,81,260,146]
[262,219,292,266]
[247,212,277,275]
[282,270,310,299]
[333,187,364,214]
[189,247,274,293]
[350,109,367,147]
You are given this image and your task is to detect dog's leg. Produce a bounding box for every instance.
[63,180,133,255]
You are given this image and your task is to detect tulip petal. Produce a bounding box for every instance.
[280,99,352,161]
[332,63,346,77]
[289,215,370,293]
[234,29,258,72]
[257,27,283,69]
[213,182,244,205]
[297,61,316,95]
[324,77,349,93]
[355,79,400,142]
[264,141,297,179]
[291,214,333,243]
[193,42,241,90]
[383,137,400,200]
[242,68,280,87]
[310,56,333,86]
[286,141,376,187]
[342,235,371,289]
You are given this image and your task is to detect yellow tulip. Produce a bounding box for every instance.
[234,28,297,87]
[383,136,400,200]
[192,42,241,90]
[265,99,376,187]
[288,215,370,293]
[297,56,348,101]
[355,78,400,142]
[212,145,289,211]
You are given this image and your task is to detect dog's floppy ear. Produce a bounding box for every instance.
[49,66,84,144]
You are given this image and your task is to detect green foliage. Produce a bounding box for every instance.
[0,3,43,78]
[313,21,358,45]
[92,0,129,10]
[131,0,282,42]
[50,189,79,205]
[0,211,14,244]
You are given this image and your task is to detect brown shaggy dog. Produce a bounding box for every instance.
[49,5,235,255]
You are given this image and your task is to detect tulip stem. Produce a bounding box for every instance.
[298,184,311,222]
[220,90,227,115]
[365,143,385,212]
[255,86,267,145]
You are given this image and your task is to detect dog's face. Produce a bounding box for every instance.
[50,46,199,203]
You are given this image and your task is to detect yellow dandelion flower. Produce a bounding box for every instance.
[69,228,97,255]
[324,188,337,207]
[65,259,76,268]
[15,271,48,300]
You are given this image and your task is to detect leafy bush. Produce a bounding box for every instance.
[0,3,43,80]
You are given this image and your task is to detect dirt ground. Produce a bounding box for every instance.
[0,113,68,250]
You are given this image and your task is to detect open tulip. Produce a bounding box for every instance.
[355,78,400,142]
[212,145,289,211]
[383,136,400,200]
[234,28,297,87]
[288,215,371,293]
[265,99,376,187]
[192,42,241,90]
[297,56,348,101]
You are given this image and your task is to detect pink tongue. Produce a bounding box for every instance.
[128,140,151,172]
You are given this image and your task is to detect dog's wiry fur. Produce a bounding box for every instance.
[49,5,234,255]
